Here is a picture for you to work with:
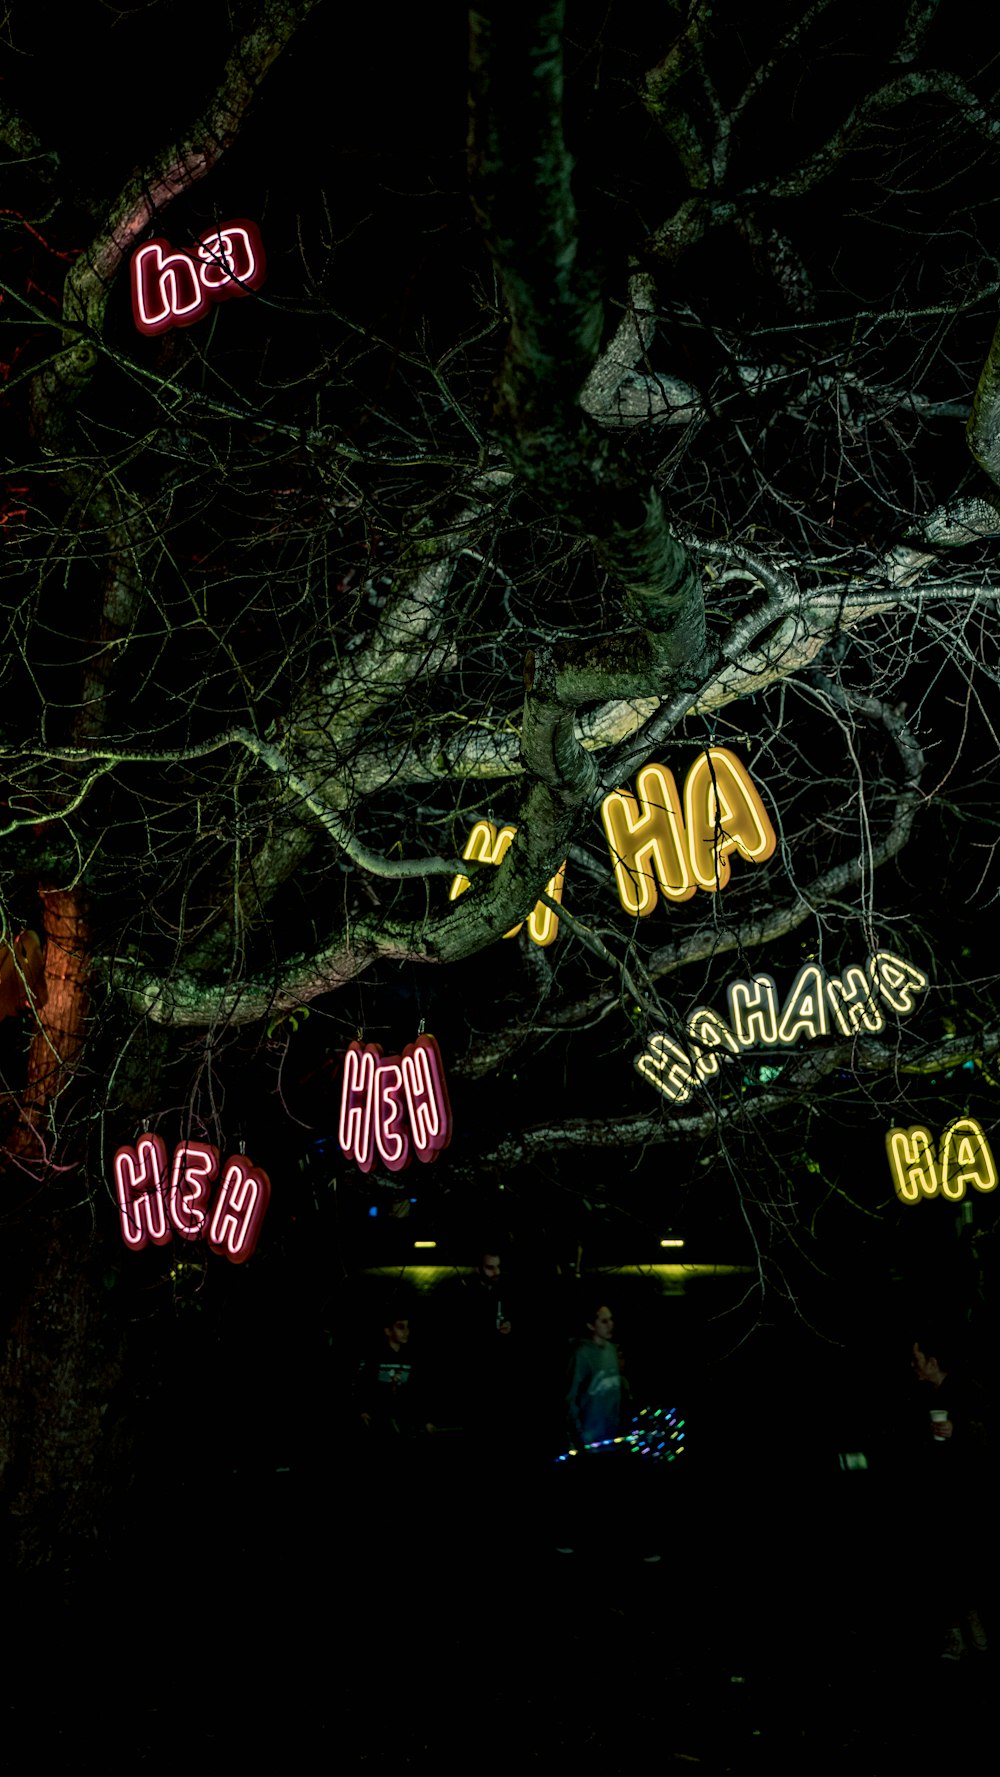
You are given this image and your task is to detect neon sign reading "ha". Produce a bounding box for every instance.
[449,749,774,947]
[338,1034,453,1174]
[114,1135,270,1263]
[130,220,266,336]
[886,1119,998,1204]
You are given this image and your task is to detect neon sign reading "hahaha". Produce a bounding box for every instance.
[450,748,775,946]
[637,951,929,1105]
[130,220,266,336]
[113,1136,270,1263]
[338,1034,452,1174]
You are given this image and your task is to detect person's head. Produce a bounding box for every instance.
[587,1304,614,1345]
[384,1316,411,1350]
[911,1334,954,1385]
[479,1251,501,1283]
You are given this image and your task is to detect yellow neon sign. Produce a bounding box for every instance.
[448,820,566,947]
[638,950,928,1105]
[601,748,775,916]
[887,1118,997,1204]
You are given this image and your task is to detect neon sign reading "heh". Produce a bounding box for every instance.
[450,748,775,946]
[338,1034,453,1174]
[637,951,929,1105]
[113,1136,270,1263]
[130,220,266,336]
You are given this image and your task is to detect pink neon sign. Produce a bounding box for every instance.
[130,220,266,337]
[114,1135,270,1263]
[338,1034,453,1174]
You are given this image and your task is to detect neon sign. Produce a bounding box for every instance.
[113,1135,270,1262]
[886,1118,998,1204]
[449,822,565,947]
[130,220,266,336]
[637,951,929,1104]
[601,748,775,915]
[338,1033,453,1174]
[449,750,773,946]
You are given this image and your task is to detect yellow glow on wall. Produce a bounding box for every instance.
[448,820,565,946]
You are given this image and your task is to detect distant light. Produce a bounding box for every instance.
[414,1239,437,1248]
[368,1206,378,1218]
[660,1238,685,1248]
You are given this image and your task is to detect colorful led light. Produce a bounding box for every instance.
[207,1154,271,1263]
[449,820,565,945]
[683,747,777,892]
[168,1139,219,1240]
[114,1133,171,1251]
[131,220,265,337]
[939,1117,998,1202]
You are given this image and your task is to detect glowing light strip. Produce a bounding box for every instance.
[449,820,565,946]
[556,1407,686,1463]
[208,1155,271,1263]
[169,1140,219,1240]
[114,1134,171,1251]
[131,220,265,337]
